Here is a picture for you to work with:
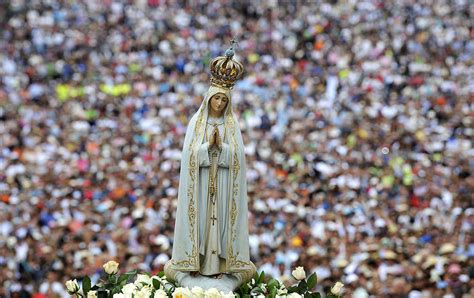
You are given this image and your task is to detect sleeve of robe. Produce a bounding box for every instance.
[217,143,230,168]
[198,142,211,167]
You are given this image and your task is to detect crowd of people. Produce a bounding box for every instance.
[1,0,473,297]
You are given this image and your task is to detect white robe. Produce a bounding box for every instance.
[168,86,255,280]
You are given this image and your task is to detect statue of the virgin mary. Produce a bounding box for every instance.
[165,42,256,290]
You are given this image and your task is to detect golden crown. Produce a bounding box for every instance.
[209,40,244,90]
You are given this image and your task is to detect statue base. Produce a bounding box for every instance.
[164,261,256,293]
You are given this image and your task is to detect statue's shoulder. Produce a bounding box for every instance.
[183,111,203,138]
[188,112,199,125]
[184,113,196,130]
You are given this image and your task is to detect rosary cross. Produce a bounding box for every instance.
[211,215,218,226]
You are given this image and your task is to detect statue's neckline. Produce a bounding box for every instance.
[207,116,224,125]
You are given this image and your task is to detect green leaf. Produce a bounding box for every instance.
[313,293,322,298]
[253,271,259,281]
[287,286,298,293]
[110,286,122,297]
[307,273,317,289]
[258,271,265,284]
[269,288,277,298]
[267,278,279,290]
[297,280,308,293]
[117,274,131,285]
[110,275,118,284]
[158,272,165,278]
[152,278,160,290]
[104,283,115,290]
[82,276,91,295]
[116,270,139,288]
[124,269,138,276]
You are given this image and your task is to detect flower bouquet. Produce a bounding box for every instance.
[65,261,344,297]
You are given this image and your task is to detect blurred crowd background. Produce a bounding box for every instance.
[1,0,473,297]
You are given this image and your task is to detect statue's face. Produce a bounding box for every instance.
[209,93,228,116]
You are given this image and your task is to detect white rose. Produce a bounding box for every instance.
[122,283,136,296]
[154,289,168,298]
[292,266,306,280]
[191,286,205,298]
[204,287,221,298]
[221,291,235,298]
[113,294,125,298]
[331,281,344,295]
[87,291,98,298]
[287,293,302,298]
[65,279,80,294]
[172,287,192,298]
[134,286,153,298]
[143,285,153,295]
[256,295,265,298]
[103,260,119,275]
[135,274,152,288]
[152,275,168,284]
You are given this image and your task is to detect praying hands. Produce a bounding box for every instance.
[209,127,222,149]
